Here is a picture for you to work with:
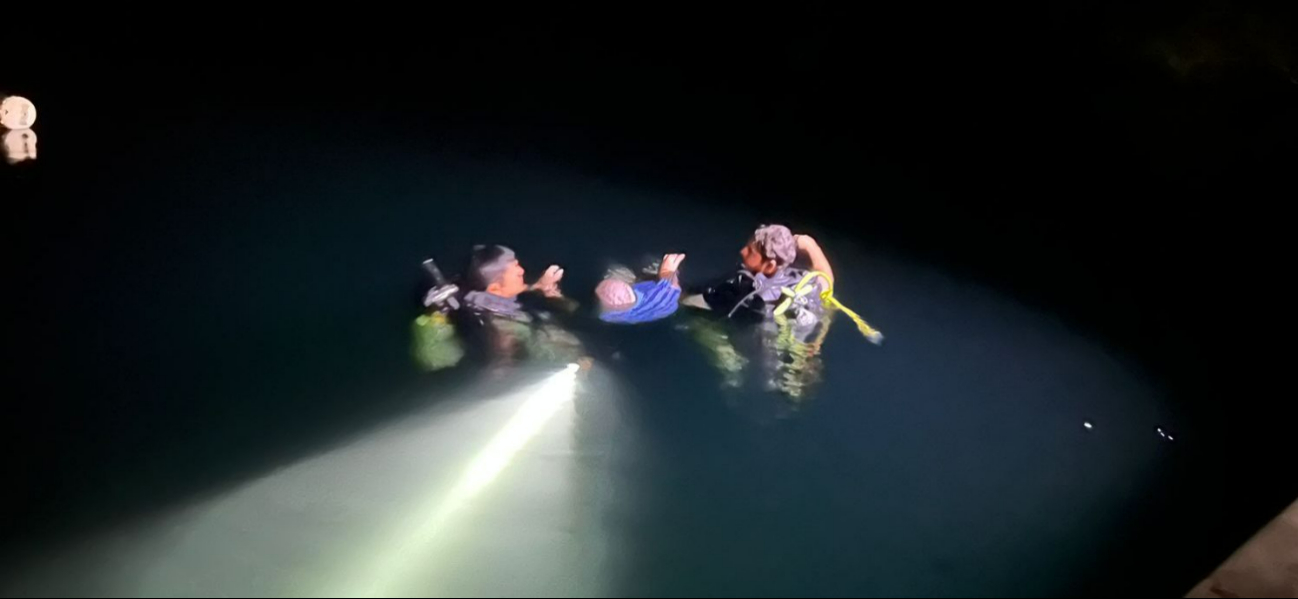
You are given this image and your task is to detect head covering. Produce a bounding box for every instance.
[752,224,796,267]
[596,278,638,310]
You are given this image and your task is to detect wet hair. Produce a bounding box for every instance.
[466,245,517,291]
[752,224,796,267]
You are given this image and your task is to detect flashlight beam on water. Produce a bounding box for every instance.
[345,365,580,597]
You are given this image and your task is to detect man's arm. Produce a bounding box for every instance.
[659,253,686,288]
[795,235,834,285]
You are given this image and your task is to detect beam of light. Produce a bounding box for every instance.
[344,364,580,597]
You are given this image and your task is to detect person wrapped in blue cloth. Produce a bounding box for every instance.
[595,253,686,324]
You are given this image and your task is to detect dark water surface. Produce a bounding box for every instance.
[2,114,1217,597]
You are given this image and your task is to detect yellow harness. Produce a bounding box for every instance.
[773,271,884,344]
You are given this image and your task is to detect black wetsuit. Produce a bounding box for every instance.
[455,290,584,365]
[696,267,827,321]
[689,267,835,403]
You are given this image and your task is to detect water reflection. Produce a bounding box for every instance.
[3,128,37,164]
[683,308,834,414]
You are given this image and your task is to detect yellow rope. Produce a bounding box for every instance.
[785,271,884,344]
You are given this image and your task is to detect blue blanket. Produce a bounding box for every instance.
[600,280,681,324]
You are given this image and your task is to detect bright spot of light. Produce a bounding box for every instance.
[1083,421,1094,430]
[0,96,37,130]
[346,367,579,596]
[452,370,577,501]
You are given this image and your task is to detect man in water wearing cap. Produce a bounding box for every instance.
[683,225,839,404]
[687,225,835,319]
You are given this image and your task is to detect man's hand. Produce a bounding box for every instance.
[532,265,565,298]
[794,235,820,252]
[659,253,687,280]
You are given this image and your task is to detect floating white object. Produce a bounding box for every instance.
[1083,421,1094,430]
[0,96,36,130]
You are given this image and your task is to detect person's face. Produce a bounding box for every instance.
[486,259,529,298]
[741,241,778,275]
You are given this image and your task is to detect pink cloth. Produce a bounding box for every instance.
[596,278,637,310]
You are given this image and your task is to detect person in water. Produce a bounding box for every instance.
[456,244,584,366]
[596,253,686,324]
[686,224,835,319]
[462,244,565,303]
[682,224,842,404]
